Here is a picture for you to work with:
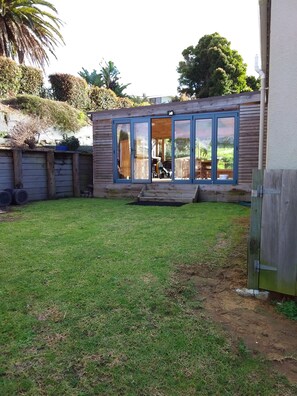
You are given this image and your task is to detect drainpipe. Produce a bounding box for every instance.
[255,55,266,170]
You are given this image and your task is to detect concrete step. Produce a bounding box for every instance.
[142,190,195,197]
[138,196,194,203]
[138,184,199,203]
[147,183,197,191]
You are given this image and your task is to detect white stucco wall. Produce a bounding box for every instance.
[266,0,297,169]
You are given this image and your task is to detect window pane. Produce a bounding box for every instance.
[117,123,131,179]
[174,120,191,180]
[133,122,149,180]
[195,118,212,180]
[217,117,235,180]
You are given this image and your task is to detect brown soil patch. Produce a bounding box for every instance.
[178,261,297,384]
[0,208,21,222]
[175,216,297,384]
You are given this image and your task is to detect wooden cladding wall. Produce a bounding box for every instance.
[93,119,113,188]
[0,149,93,201]
[238,103,261,184]
[92,96,262,196]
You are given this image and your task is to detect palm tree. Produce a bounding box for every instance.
[78,60,130,97]
[0,0,64,68]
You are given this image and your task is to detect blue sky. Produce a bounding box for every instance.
[45,0,261,97]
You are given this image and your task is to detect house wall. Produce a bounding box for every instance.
[266,0,297,169]
[92,92,261,200]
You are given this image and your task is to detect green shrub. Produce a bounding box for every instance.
[276,300,297,320]
[3,95,89,132]
[0,57,21,98]
[117,97,134,108]
[89,86,118,110]
[60,134,80,151]
[19,65,43,95]
[49,73,90,110]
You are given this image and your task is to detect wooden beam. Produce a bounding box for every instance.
[12,149,23,188]
[46,151,56,199]
[247,169,264,289]
[72,153,80,197]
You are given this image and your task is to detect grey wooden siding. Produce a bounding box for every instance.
[55,153,73,198]
[238,103,261,184]
[0,150,14,190]
[22,152,47,201]
[0,149,93,201]
[249,169,297,296]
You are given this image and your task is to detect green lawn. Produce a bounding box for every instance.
[0,199,294,395]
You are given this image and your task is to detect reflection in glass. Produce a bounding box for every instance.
[117,123,131,179]
[133,122,149,180]
[217,117,234,180]
[174,120,191,180]
[195,119,212,180]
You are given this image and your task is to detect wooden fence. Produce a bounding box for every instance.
[0,149,93,201]
[248,169,297,296]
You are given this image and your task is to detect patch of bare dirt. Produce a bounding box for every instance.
[178,261,297,384]
[0,207,21,222]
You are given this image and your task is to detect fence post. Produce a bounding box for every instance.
[72,153,80,197]
[46,151,56,199]
[12,149,23,188]
[247,169,264,289]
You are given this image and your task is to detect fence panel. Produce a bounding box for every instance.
[0,150,14,190]
[0,149,93,201]
[79,154,93,191]
[22,152,47,201]
[55,153,74,198]
[249,169,297,296]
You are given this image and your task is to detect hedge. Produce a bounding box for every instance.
[0,57,21,98]
[89,87,119,111]
[49,73,90,110]
[19,65,44,95]
[3,95,89,132]
[117,97,134,108]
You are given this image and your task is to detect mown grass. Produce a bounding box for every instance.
[0,199,295,395]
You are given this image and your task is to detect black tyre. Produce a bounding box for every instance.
[12,189,28,205]
[0,190,12,206]
[4,188,13,202]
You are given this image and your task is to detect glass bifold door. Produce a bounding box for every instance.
[114,112,238,183]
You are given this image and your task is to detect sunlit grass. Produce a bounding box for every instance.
[0,198,294,395]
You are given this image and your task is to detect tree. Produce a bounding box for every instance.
[0,0,64,68]
[177,32,251,98]
[78,60,130,97]
[246,75,261,91]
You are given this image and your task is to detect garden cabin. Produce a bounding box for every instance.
[91,91,261,202]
